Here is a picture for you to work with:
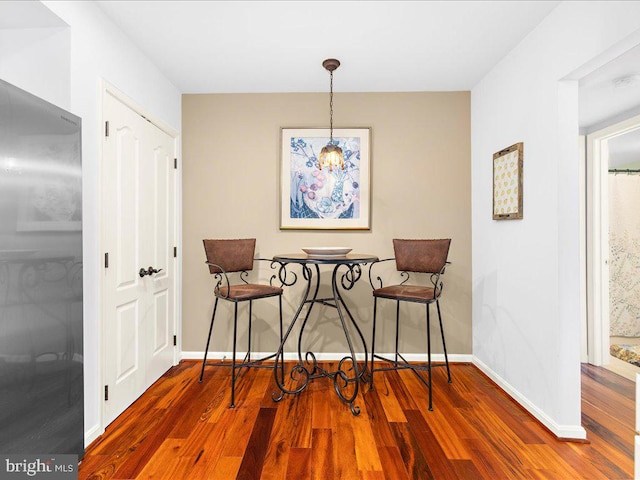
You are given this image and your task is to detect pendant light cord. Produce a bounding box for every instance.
[329,70,334,143]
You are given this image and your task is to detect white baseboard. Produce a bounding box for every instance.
[84,423,104,449]
[472,356,587,440]
[181,351,473,363]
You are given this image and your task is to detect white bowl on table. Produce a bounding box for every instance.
[301,247,352,258]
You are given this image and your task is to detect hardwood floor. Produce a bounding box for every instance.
[79,361,635,479]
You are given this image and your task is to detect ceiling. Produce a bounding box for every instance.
[4,0,628,145]
[579,43,640,167]
[94,1,561,93]
[579,43,640,132]
[0,0,67,28]
[93,0,640,133]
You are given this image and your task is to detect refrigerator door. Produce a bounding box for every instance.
[0,78,83,455]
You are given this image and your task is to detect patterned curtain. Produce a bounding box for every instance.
[609,173,640,336]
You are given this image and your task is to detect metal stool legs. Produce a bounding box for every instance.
[370,297,378,390]
[426,302,432,410]
[437,300,452,383]
[200,297,284,409]
[198,300,246,408]
[199,297,219,383]
[370,298,451,411]
[230,302,239,407]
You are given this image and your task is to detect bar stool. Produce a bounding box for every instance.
[369,238,452,411]
[199,238,283,408]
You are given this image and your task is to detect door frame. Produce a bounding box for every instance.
[586,114,640,366]
[98,81,181,432]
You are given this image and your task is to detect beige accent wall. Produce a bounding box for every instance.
[182,92,471,357]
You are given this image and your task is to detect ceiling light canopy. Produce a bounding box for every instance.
[612,74,640,88]
[318,58,344,172]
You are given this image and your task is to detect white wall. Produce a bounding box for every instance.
[3,1,182,445]
[0,1,70,106]
[0,27,70,108]
[472,1,640,439]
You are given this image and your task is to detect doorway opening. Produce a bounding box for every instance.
[586,115,640,381]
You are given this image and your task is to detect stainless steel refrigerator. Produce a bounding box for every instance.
[0,78,83,456]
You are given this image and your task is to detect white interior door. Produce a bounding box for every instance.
[101,89,177,426]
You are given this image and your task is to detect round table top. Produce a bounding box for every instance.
[273,253,379,264]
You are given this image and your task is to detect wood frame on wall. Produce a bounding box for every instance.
[493,142,523,220]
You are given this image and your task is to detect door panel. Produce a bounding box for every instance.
[115,301,139,381]
[153,290,168,354]
[102,90,176,426]
[153,146,170,261]
[115,128,139,288]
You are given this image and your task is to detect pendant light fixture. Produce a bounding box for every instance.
[318,58,344,171]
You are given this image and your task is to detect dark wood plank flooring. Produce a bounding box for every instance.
[79,361,635,479]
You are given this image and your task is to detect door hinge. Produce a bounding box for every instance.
[173,246,177,258]
[105,121,109,137]
[105,252,109,268]
[174,158,177,169]
[104,385,109,401]
[173,335,177,346]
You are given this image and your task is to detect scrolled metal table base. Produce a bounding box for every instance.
[271,254,377,416]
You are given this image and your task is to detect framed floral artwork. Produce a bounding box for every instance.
[280,127,371,230]
[493,142,523,220]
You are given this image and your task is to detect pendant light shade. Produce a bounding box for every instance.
[318,58,344,172]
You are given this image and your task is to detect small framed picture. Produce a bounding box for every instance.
[279,127,371,230]
[493,142,523,220]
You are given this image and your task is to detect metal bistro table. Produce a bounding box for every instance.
[271,253,378,415]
